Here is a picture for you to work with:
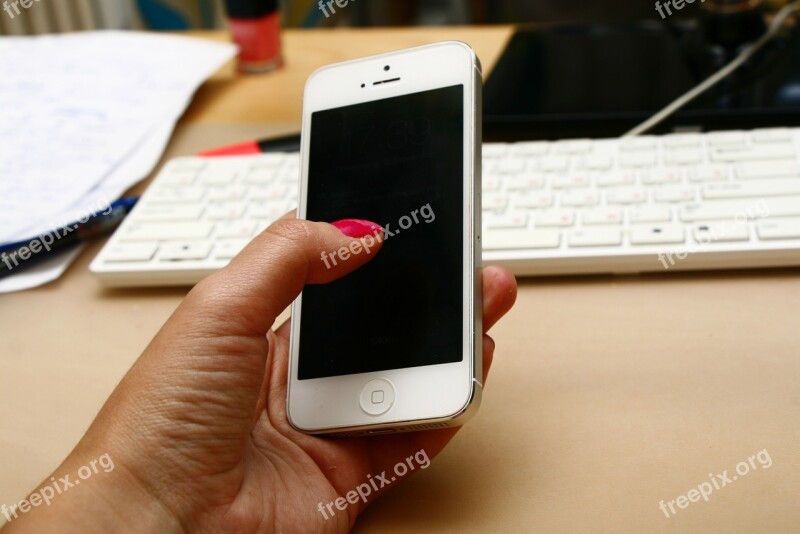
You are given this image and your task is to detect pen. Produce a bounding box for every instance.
[0,197,139,280]
[198,133,301,157]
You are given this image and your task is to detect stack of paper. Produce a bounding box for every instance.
[0,31,237,292]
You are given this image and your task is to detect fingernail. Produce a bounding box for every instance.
[331,219,382,239]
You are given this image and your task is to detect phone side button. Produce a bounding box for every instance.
[359,379,396,416]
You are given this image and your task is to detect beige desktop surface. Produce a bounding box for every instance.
[1,28,799,533]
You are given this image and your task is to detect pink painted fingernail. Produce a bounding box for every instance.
[331,219,382,239]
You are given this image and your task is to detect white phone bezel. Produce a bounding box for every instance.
[288,41,482,435]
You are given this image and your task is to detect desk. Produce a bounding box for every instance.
[1,27,798,533]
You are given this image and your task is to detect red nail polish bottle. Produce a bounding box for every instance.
[224,0,284,74]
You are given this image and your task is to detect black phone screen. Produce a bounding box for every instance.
[298,84,465,380]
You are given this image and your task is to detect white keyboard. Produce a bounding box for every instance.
[91,128,800,286]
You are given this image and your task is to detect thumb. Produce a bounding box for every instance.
[187,217,384,336]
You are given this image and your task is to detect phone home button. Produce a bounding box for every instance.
[359,379,395,416]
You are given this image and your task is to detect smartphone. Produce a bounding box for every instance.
[288,42,483,436]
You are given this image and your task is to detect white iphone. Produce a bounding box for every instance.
[288,42,483,436]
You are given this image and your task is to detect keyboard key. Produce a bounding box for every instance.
[284,156,301,171]
[493,158,526,174]
[505,173,545,191]
[535,209,575,228]
[483,175,502,191]
[596,171,637,187]
[483,193,509,211]
[136,205,204,222]
[606,188,647,205]
[707,131,747,148]
[159,241,213,261]
[693,223,750,243]
[485,212,528,230]
[553,139,593,154]
[578,155,613,171]
[148,187,205,204]
[561,190,600,207]
[483,229,561,250]
[122,222,214,242]
[515,192,554,209]
[278,168,301,184]
[736,160,800,180]
[216,221,257,238]
[159,172,196,187]
[711,144,795,162]
[250,154,287,169]
[483,144,509,158]
[629,225,685,245]
[689,165,729,182]
[619,153,656,168]
[619,137,657,151]
[642,169,683,185]
[541,155,570,172]
[103,243,158,263]
[752,128,793,144]
[198,169,237,186]
[214,239,251,260]
[552,174,592,189]
[582,208,623,225]
[703,179,800,200]
[757,218,800,240]
[208,186,246,202]
[629,206,672,223]
[654,186,695,203]
[664,148,703,165]
[680,198,796,222]
[248,201,288,221]
[569,228,622,247]
[510,141,549,156]
[250,185,288,201]
[242,170,277,185]
[680,203,746,222]
[206,202,247,220]
[662,133,702,148]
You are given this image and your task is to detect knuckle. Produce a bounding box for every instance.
[184,274,225,310]
[262,219,315,246]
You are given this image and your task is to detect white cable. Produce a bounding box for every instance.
[622,1,800,138]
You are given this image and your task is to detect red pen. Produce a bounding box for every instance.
[198,133,301,157]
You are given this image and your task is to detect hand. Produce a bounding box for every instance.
[4,217,517,534]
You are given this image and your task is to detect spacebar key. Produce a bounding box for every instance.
[122,222,215,242]
[483,229,561,250]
